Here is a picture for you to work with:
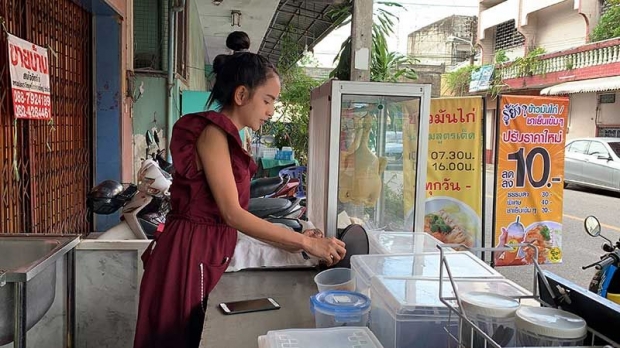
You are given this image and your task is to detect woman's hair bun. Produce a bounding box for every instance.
[226,31,250,52]
[212,54,231,75]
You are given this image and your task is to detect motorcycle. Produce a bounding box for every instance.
[250,175,300,199]
[88,151,173,240]
[582,215,620,305]
[89,133,305,240]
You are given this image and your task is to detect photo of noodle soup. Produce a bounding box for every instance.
[423,197,480,250]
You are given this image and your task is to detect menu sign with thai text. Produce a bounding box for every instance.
[7,34,52,120]
[493,95,569,266]
[423,97,484,250]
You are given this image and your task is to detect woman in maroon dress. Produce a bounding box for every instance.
[133,51,346,348]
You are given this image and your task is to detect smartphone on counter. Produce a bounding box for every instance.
[219,297,281,315]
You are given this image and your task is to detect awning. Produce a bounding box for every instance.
[541,76,620,95]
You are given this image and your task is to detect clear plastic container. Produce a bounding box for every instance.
[369,276,532,348]
[260,327,384,348]
[350,251,503,297]
[314,268,354,292]
[515,307,587,347]
[368,231,450,254]
[459,292,521,348]
[310,290,371,328]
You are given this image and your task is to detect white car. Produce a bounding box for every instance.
[564,137,620,193]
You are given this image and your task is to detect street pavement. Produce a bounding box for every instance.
[484,170,620,291]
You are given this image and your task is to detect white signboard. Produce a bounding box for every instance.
[7,34,52,120]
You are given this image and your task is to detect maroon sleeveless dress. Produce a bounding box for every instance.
[133,111,257,348]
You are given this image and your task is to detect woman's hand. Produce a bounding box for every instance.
[303,237,346,266]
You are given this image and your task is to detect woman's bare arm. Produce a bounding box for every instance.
[196,125,344,262]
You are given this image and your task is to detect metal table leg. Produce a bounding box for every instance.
[66,249,76,348]
[14,282,26,348]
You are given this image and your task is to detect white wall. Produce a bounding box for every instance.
[486,109,495,150]
[479,0,520,38]
[521,0,574,24]
[598,92,620,125]
[568,93,597,140]
[532,1,587,52]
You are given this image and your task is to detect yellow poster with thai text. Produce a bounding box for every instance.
[494,95,569,266]
[422,97,484,250]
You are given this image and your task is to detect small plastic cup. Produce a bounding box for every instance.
[314,268,354,292]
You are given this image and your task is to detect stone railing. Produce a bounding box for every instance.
[500,38,620,79]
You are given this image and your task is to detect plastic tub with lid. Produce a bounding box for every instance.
[515,307,587,347]
[259,326,384,348]
[368,231,451,254]
[368,276,531,348]
[459,292,521,348]
[350,251,503,297]
[310,290,371,328]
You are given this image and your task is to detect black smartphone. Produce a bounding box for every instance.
[219,297,281,315]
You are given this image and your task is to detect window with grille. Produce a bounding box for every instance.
[494,20,525,51]
[602,0,613,14]
[134,0,163,70]
[598,127,620,137]
[133,0,188,77]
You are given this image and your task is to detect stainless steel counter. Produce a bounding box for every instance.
[200,268,319,348]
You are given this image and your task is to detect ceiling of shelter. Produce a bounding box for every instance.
[197,0,346,65]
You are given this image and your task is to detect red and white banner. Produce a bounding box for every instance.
[7,34,52,120]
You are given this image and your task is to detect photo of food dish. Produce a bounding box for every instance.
[521,221,561,264]
[423,197,480,250]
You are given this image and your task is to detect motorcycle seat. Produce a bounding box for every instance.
[266,218,303,232]
[250,176,289,198]
[248,197,294,218]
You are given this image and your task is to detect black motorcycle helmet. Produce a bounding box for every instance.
[87,180,125,215]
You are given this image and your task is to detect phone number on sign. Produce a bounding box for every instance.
[13,90,51,108]
[14,105,51,119]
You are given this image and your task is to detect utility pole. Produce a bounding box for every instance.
[350,0,373,82]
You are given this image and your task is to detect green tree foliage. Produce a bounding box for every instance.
[259,30,323,165]
[591,0,620,42]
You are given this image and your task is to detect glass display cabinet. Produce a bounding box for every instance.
[308,81,431,237]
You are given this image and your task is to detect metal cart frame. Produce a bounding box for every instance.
[436,244,618,348]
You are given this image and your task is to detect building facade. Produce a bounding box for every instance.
[476,0,620,163]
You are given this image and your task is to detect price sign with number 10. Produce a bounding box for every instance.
[493,95,569,267]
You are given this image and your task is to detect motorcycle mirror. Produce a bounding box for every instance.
[584,215,602,237]
[153,130,160,147]
[145,130,154,148]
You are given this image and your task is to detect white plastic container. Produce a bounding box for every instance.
[351,252,503,297]
[310,290,371,328]
[259,326,384,348]
[314,268,354,292]
[369,276,531,348]
[368,231,450,254]
[459,292,521,348]
[515,307,587,347]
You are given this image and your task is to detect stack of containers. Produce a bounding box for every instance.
[368,277,532,348]
[351,251,504,297]
[459,292,521,348]
[258,327,385,348]
[515,307,588,346]
[352,231,539,348]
